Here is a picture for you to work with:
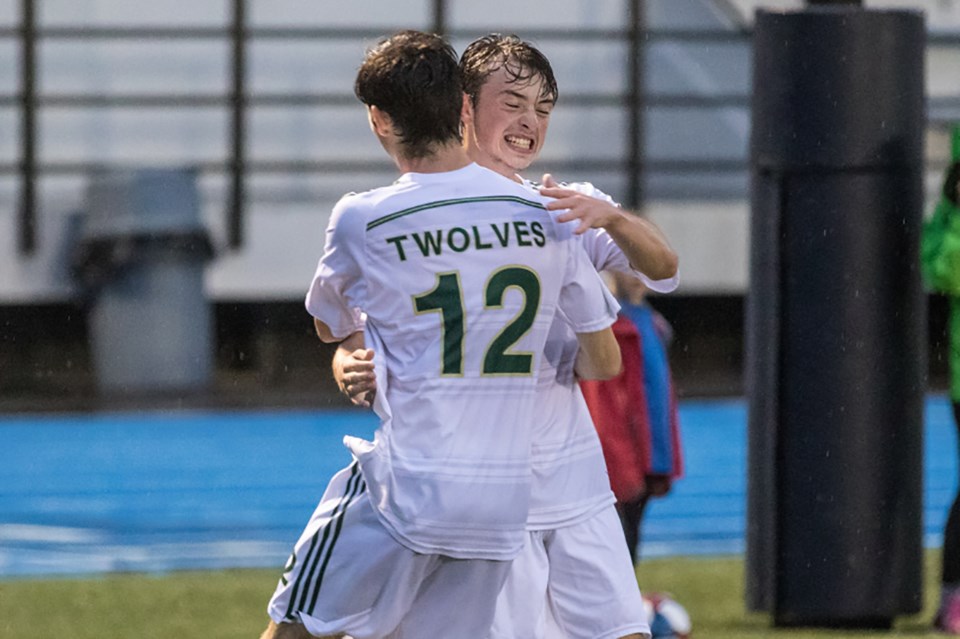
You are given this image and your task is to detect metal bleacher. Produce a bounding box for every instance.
[1,0,958,302]
[1,0,958,404]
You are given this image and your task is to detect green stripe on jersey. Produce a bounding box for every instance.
[367,195,547,231]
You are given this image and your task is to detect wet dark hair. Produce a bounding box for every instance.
[459,34,558,107]
[944,161,960,205]
[355,30,463,158]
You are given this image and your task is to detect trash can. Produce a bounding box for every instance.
[72,168,214,394]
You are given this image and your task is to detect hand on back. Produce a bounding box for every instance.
[336,347,377,408]
[538,173,623,235]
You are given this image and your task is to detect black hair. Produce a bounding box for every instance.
[355,30,462,158]
[459,34,558,107]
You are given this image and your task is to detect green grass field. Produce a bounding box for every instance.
[0,552,944,638]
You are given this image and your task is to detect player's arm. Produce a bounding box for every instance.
[599,212,677,280]
[331,330,377,408]
[314,318,339,343]
[539,174,678,281]
[305,198,367,343]
[573,326,621,380]
[557,228,624,380]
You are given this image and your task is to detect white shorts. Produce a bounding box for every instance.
[490,505,650,639]
[267,463,511,639]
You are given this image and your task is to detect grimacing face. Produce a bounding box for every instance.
[463,65,555,179]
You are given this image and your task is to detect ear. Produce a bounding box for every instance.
[460,92,474,126]
[368,105,394,137]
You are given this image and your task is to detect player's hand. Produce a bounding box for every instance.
[337,348,377,408]
[538,173,623,235]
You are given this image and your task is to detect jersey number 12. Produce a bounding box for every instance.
[413,266,540,376]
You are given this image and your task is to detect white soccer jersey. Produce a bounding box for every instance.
[522,178,680,295]
[521,179,680,529]
[306,163,620,560]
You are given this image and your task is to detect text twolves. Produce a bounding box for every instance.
[385,220,547,262]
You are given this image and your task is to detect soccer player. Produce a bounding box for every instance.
[260,30,622,639]
[336,35,679,639]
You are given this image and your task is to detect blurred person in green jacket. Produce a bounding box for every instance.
[921,156,960,635]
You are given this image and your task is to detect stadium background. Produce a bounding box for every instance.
[0,0,957,585]
[2,0,960,407]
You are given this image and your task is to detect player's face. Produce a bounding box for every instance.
[463,66,555,178]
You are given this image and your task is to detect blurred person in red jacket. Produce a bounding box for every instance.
[580,270,684,564]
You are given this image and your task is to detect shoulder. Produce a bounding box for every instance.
[474,165,538,194]
[524,175,620,206]
[328,189,387,237]
[560,180,619,206]
[330,192,367,221]
[332,176,419,219]
[468,165,556,211]
[334,179,406,211]
[523,176,619,206]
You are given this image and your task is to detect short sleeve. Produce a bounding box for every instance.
[304,198,367,340]
[556,235,621,333]
[580,227,680,294]
[560,182,680,294]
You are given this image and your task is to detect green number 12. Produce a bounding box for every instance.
[413,266,541,376]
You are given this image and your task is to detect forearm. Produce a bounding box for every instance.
[574,327,622,380]
[539,180,679,280]
[604,212,679,281]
